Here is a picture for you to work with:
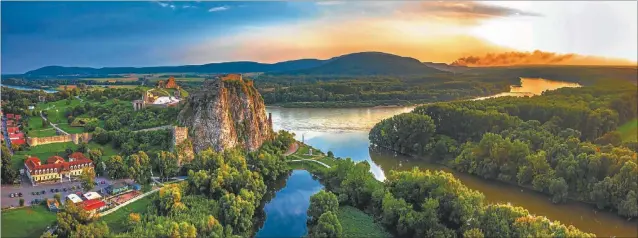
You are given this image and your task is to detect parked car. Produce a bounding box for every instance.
[9,193,14,198]
[55,189,59,192]
[31,192,35,195]
[101,181,106,184]
[41,190,45,194]
[63,188,67,192]
[50,188,55,192]
[18,193,22,197]
[35,192,39,195]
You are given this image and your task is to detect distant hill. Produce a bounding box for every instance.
[24,59,326,76]
[278,52,443,75]
[24,52,446,76]
[422,62,469,73]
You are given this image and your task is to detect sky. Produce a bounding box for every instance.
[1,1,637,73]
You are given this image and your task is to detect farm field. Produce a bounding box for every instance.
[1,205,57,238]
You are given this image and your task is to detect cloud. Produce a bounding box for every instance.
[155,1,168,8]
[401,1,541,25]
[208,6,229,12]
[316,1,343,6]
[451,50,636,66]
[182,5,195,9]
[154,1,175,9]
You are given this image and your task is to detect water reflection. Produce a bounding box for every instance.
[473,77,581,100]
[256,170,324,238]
[263,78,636,237]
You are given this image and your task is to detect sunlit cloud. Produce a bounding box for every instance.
[452,50,637,66]
[208,6,229,12]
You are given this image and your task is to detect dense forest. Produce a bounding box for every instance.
[307,158,594,237]
[51,131,295,238]
[370,79,638,218]
[256,65,637,107]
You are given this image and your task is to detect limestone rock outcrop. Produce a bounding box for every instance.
[177,77,272,153]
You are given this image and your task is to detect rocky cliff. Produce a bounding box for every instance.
[177,77,272,153]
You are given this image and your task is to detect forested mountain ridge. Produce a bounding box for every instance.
[274,52,444,75]
[24,59,327,75]
[369,80,638,218]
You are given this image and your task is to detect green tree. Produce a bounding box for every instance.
[79,167,96,192]
[1,145,18,184]
[19,198,25,206]
[309,211,342,238]
[156,151,179,181]
[56,202,95,238]
[548,177,568,203]
[71,222,110,238]
[54,193,62,203]
[105,155,127,179]
[308,190,339,225]
[127,151,151,185]
[463,228,485,238]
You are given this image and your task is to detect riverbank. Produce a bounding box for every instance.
[285,143,391,237]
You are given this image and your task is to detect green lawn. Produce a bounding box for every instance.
[337,206,392,238]
[101,195,155,234]
[1,205,57,238]
[618,118,638,142]
[55,123,85,134]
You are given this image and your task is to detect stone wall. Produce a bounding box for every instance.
[172,126,188,148]
[28,133,92,147]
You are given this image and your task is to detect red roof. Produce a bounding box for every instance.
[81,199,106,211]
[25,157,42,170]
[6,114,14,119]
[14,115,21,120]
[24,155,92,174]
[11,139,25,145]
[69,152,87,161]
[46,156,65,164]
[7,127,19,133]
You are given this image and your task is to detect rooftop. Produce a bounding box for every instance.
[66,194,83,203]
[81,199,106,211]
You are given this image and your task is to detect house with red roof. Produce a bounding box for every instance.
[6,114,14,119]
[24,153,93,185]
[80,199,106,215]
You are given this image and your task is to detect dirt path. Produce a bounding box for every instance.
[284,142,299,156]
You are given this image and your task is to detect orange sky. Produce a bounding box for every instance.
[180,1,637,66]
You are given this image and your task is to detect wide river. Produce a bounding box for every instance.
[257,78,637,237]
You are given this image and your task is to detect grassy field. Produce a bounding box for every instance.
[1,205,57,238]
[338,206,392,238]
[25,115,60,137]
[101,195,155,233]
[618,119,638,142]
[55,123,85,134]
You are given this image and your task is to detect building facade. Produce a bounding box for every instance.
[24,152,93,185]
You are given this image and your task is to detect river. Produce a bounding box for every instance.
[1,84,57,93]
[257,78,637,237]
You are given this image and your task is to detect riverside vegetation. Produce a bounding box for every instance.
[369,79,638,218]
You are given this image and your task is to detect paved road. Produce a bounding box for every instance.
[0,176,128,208]
[40,110,68,135]
[2,116,13,154]
[288,159,331,168]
